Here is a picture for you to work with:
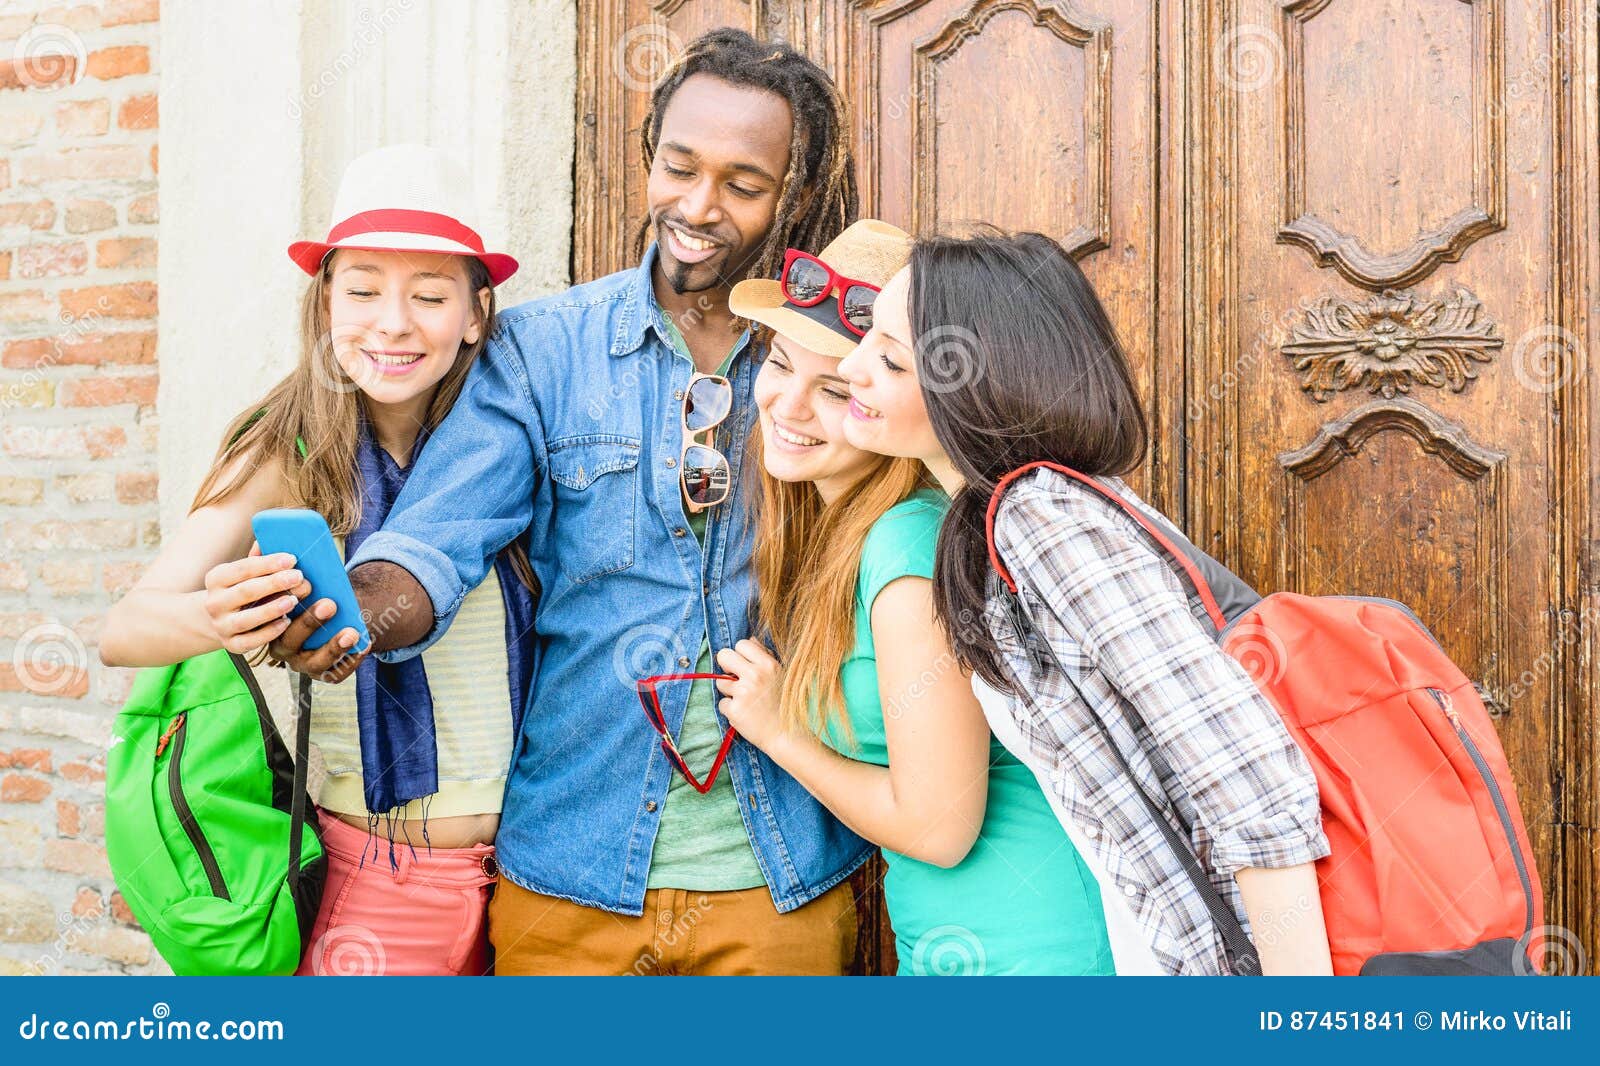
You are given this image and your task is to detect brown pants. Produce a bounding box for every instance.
[488,876,858,975]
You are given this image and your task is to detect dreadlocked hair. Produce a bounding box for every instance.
[636,27,859,281]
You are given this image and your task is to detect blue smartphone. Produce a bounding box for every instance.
[250,508,371,654]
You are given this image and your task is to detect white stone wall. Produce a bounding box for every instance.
[160,0,577,535]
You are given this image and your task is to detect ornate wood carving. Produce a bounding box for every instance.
[1278,0,1505,290]
[1278,397,1511,707]
[1281,287,1504,401]
[909,0,1111,255]
[1280,396,1506,479]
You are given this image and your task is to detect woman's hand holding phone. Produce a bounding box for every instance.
[251,508,372,683]
[202,544,311,654]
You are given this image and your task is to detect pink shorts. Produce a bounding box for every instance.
[295,808,498,976]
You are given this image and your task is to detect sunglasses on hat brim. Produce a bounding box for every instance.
[780,249,880,337]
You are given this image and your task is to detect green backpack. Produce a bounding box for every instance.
[106,651,326,975]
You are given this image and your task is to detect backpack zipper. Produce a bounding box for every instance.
[1425,686,1533,938]
[163,714,231,901]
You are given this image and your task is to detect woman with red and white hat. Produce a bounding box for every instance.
[101,144,534,976]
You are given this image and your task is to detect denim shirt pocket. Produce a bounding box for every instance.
[547,433,641,583]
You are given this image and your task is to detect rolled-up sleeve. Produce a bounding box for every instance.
[999,485,1329,874]
[348,321,542,661]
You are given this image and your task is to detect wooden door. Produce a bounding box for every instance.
[1184,0,1595,963]
[576,0,1598,974]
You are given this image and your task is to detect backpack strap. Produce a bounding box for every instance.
[286,672,313,889]
[231,408,309,461]
[1002,588,1262,975]
[985,461,1230,632]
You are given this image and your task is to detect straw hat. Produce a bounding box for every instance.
[288,144,519,286]
[731,219,910,358]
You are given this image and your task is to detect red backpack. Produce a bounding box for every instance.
[986,461,1544,975]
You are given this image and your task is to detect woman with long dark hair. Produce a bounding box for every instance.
[835,229,1334,976]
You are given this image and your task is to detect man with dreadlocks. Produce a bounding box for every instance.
[271,28,871,974]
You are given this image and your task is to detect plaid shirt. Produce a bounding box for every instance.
[984,468,1328,975]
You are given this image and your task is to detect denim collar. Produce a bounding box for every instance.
[610,243,752,363]
[610,244,671,358]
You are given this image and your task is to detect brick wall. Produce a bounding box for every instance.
[0,0,164,974]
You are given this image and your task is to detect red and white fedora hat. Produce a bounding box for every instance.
[287,143,518,286]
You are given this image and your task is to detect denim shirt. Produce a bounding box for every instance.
[348,247,873,915]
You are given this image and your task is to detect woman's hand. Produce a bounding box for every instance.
[202,544,310,654]
[714,639,787,752]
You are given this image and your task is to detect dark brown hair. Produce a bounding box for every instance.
[915,230,1148,689]
[636,27,858,282]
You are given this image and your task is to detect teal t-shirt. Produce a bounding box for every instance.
[824,490,1114,975]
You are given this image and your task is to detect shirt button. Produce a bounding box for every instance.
[645,800,657,812]
[674,389,684,401]
[673,527,687,537]
[1085,825,1099,839]
[747,794,758,810]
[702,582,710,595]
[666,457,677,469]
[1122,883,1138,898]
[677,656,690,668]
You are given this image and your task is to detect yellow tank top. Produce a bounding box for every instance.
[310,565,515,819]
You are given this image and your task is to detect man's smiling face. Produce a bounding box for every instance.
[647,73,795,295]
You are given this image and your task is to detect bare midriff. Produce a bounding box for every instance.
[327,808,499,850]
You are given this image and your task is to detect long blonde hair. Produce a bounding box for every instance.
[192,255,525,582]
[748,399,929,748]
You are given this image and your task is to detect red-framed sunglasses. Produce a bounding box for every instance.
[635,673,737,793]
[780,249,881,337]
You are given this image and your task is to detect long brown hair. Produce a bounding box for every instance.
[192,254,529,585]
[747,364,929,746]
[637,28,858,283]
[917,232,1147,691]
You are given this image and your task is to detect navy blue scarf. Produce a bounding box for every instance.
[343,421,535,827]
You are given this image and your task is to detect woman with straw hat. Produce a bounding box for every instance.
[714,220,1115,974]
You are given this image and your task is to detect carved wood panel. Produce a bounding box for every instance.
[1278,0,1506,290]
[1191,0,1592,961]
[824,0,1176,502]
[1279,397,1512,711]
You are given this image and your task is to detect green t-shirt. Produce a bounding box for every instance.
[823,490,1114,975]
[646,312,765,891]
